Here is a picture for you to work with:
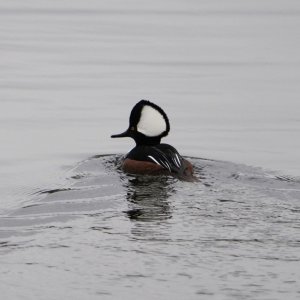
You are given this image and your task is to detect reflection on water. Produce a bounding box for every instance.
[124,175,175,222]
[104,154,175,221]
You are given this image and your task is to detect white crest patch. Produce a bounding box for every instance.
[137,105,167,137]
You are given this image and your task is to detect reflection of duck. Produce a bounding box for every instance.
[111,100,196,181]
[125,175,175,222]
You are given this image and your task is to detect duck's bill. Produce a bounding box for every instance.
[111,130,130,138]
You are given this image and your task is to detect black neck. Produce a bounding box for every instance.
[133,132,161,146]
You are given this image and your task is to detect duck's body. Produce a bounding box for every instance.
[111,100,195,180]
[123,143,194,178]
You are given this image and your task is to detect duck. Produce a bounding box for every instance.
[111,100,195,180]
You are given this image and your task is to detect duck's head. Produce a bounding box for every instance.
[111,100,170,146]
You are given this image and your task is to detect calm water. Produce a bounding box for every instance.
[1,0,300,299]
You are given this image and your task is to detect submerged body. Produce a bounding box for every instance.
[111,100,195,180]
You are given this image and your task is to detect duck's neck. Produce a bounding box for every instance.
[134,133,161,146]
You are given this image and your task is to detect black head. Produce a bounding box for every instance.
[111,100,170,145]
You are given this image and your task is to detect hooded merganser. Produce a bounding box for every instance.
[111,100,194,180]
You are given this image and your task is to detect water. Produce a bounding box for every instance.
[1,0,300,299]
[1,155,300,299]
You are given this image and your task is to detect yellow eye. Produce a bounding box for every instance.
[130,126,135,131]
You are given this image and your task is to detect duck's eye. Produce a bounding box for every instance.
[130,126,135,131]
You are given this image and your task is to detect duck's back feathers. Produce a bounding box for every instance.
[123,143,194,179]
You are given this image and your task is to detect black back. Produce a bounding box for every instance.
[125,143,186,174]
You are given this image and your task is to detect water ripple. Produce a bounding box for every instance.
[1,155,300,299]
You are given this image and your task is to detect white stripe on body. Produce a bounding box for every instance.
[148,155,162,167]
[148,155,171,172]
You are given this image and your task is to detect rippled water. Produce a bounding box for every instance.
[1,155,300,299]
[1,0,300,299]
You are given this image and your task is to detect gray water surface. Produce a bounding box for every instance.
[1,0,300,211]
[1,155,300,299]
